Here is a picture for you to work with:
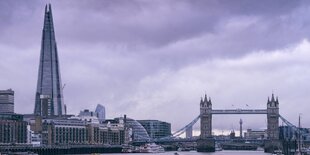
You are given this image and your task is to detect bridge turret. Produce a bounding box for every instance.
[200,94,212,108]
[200,94,212,139]
[267,93,279,140]
[208,97,212,107]
[267,93,279,108]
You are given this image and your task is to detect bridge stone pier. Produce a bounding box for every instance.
[197,93,280,153]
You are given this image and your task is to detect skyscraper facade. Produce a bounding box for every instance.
[95,104,106,123]
[0,89,14,113]
[34,4,65,116]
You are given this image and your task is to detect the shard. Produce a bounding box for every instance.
[34,4,65,116]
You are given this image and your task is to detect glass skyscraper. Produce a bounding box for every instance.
[95,104,106,122]
[34,4,65,116]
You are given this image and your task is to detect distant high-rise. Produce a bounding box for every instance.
[186,126,193,138]
[34,4,65,116]
[0,89,14,113]
[95,104,106,122]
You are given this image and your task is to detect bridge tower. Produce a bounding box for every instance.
[197,94,215,152]
[267,94,279,140]
[200,94,212,138]
[265,93,281,153]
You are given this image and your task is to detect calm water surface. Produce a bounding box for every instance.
[91,151,272,155]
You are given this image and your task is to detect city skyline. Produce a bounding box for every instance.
[1,0,310,132]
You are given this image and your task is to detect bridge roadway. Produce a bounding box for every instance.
[211,109,267,114]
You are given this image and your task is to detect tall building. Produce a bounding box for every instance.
[186,126,193,138]
[0,89,14,113]
[137,120,171,139]
[95,104,105,123]
[34,4,65,116]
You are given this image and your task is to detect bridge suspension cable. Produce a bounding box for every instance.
[156,115,200,140]
[172,115,200,137]
[279,114,308,136]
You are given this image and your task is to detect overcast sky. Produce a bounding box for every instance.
[1,0,310,134]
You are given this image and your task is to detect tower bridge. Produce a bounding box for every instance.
[152,93,299,153]
[199,93,279,141]
[196,93,280,152]
[145,93,303,153]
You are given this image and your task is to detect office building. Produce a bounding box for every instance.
[137,120,171,139]
[106,117,150,142]
[186,126,193,138]
[244,129,267,140]
[78,109,100,124]
[0,113,27,144]
[42,118,125,146]
[42,119,88,145]
[0,89,14,113]
[95,104,106,123]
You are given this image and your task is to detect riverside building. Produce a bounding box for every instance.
[137,120,171,139]
[0,113,27,144]
[41,117,126,146]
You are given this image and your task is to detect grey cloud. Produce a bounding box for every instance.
[1,0,310,132]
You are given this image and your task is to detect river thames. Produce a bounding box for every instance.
[90,151,272,155]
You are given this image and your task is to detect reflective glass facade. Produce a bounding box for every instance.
[125,118,150,142]
[137,120,171,139]
[95,104,106,122]
[34,4,65,116]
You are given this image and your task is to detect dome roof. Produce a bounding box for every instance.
[126,118,150,141]
[115,117,150,141]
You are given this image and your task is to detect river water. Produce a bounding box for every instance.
[95,151,272,155]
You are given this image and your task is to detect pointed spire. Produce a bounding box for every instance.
[48,3,52,14]
[271,93,275,102]
[45,4,48,13]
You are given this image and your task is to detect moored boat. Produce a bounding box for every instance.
[139,143,165,153]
